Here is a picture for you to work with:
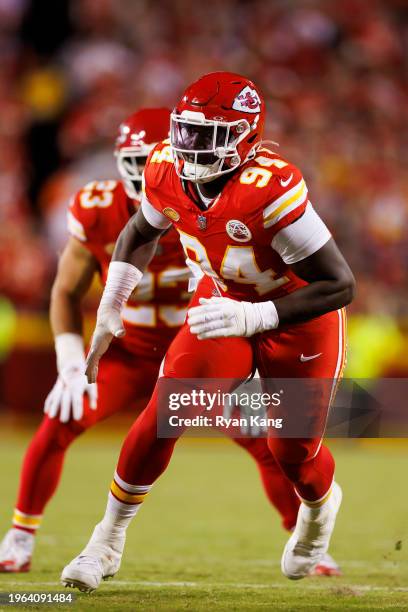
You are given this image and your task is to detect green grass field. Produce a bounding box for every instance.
[0,426,407,611]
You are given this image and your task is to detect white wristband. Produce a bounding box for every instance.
[99,261,143,313]
[242,300,279,335]
[55,333,85,373]
[256,300,279,331]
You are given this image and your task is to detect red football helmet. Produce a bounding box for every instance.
[115,107,171,198]
[170,72,265,183]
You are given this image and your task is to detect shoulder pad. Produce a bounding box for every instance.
[237,151,308,234]
[68,180,123,239]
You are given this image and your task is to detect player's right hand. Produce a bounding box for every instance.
[44,364,97,423]
[85,309,125,384]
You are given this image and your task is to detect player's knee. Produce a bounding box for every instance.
[42,417,85,450]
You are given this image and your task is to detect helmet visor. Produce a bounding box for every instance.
[170,113,251,182]
[170,116,244,164]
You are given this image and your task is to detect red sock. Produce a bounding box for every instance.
[14,416,82,524]
[12,525,37,535]
[232,437,300,530]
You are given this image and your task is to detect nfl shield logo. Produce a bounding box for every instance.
[197,215,207,230]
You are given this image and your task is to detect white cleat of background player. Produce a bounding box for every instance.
[281,482,342,580]
[0,529,34,573]
[311,552,341,576]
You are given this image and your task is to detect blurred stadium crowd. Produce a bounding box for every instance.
[1,0,408,394]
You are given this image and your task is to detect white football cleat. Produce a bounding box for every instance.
[281,482,342,580]
[0,529,34,573]
[61,523,125,593]
[310,552,342,577]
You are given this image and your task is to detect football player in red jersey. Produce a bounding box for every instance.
[0,106,340,577]
[62,73,355,590]
[0,108,191,572]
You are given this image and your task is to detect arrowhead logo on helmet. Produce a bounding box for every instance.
[232,86,261,114]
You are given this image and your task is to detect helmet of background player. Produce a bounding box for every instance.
[115,107,171,199]
[170,72,265,184]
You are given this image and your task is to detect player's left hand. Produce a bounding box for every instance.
[188,297,263,339]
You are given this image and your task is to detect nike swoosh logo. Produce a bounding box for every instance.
[279,173,293,188]
[299,352,322,362]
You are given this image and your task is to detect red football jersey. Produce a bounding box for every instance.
[67,180,191,353]
[143,142,311,302]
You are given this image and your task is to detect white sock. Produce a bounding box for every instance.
[298,484,333,522]
[99,472,152,539]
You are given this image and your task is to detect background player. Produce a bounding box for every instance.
[61,72,354,591]
[0,108,191,572]
[0,105,340,577]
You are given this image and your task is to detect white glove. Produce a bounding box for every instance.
[86,261,143,383]
[44,364,97,423]
[223,399,267,436]
[188,296,279,339]
[44,333,97,423]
